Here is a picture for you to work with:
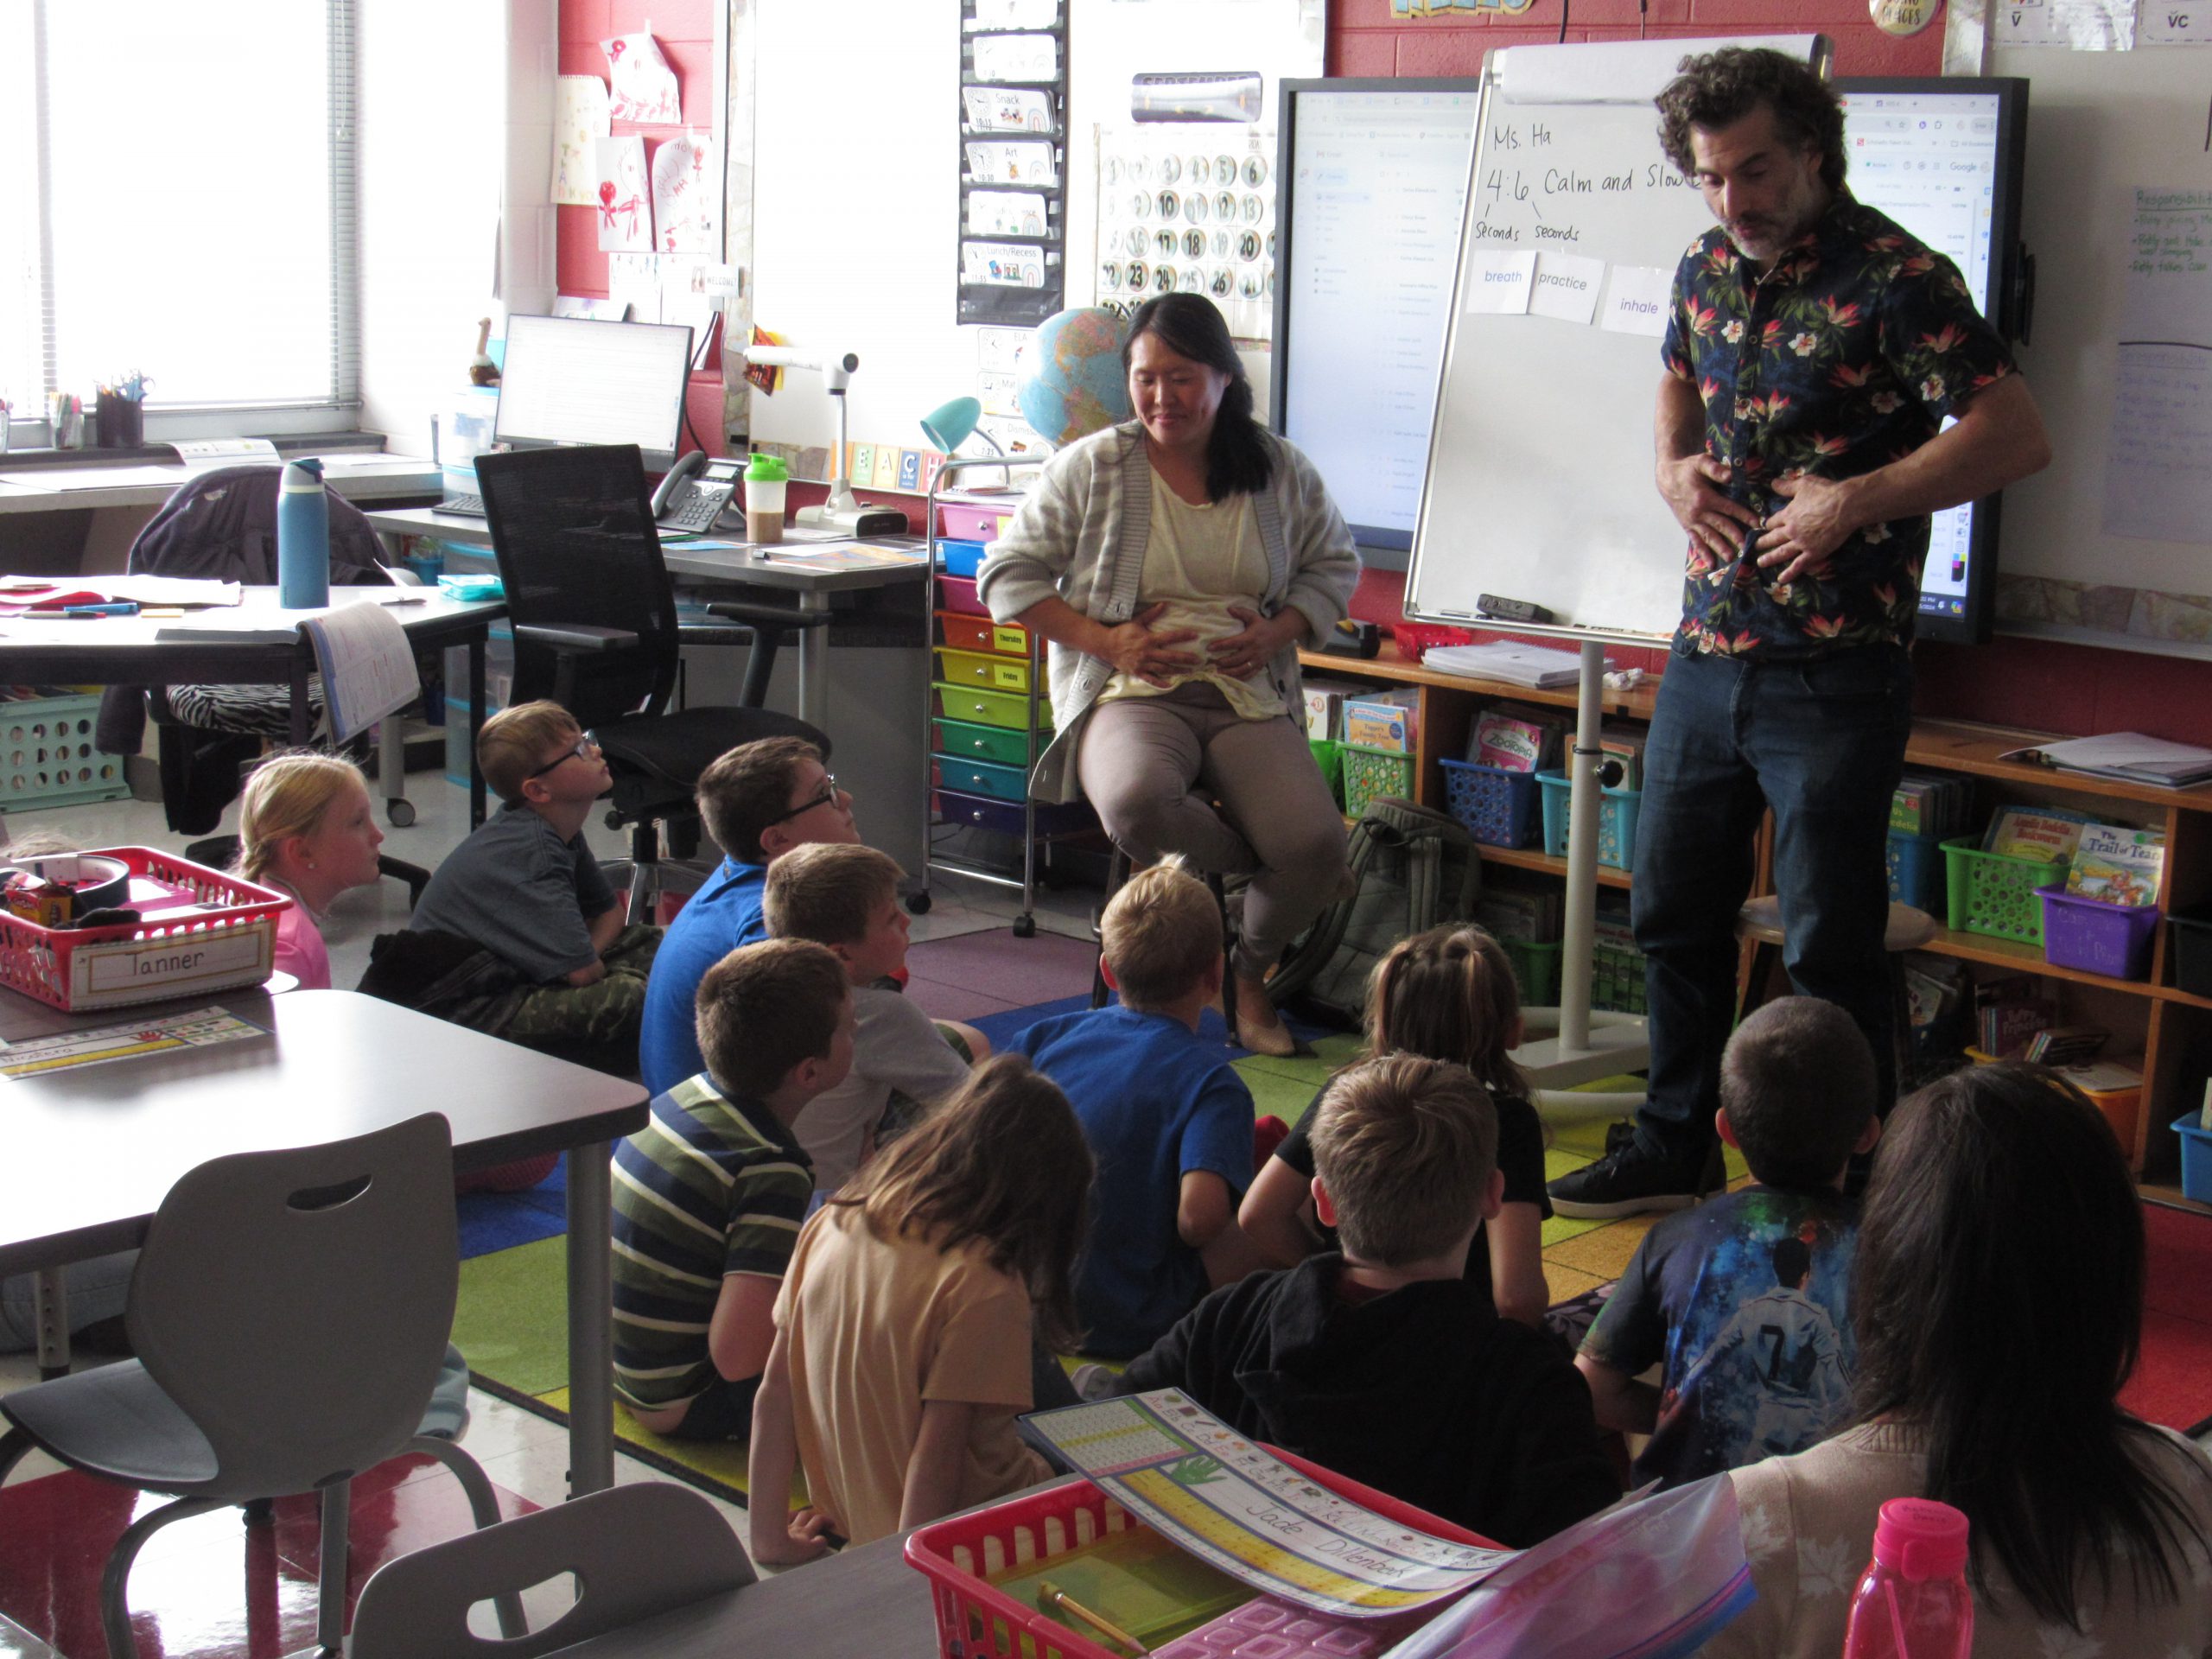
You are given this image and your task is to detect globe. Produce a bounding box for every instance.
[1016,307,1132,446]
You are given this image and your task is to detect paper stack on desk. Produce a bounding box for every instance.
[2001,732,2212,788]
[1422,639,1598,689]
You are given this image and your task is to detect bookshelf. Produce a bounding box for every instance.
[1300,649,2212,1200]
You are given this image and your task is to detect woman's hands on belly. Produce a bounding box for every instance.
[1100,601,1205,687]
[1205,603,1307,681]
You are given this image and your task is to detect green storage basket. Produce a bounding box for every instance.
[1308,738,1344,811]
[1500,936,1562,1006]
[1592,938,1648,1014]
[1942,835,2067,945]
[1342,744,1415,820]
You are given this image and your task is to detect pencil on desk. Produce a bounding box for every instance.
[1037,1580,1148,1655]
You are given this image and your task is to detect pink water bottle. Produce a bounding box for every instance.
[1841,1498,1974,1659]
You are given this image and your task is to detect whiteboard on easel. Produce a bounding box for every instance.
[1404,35,1828,647]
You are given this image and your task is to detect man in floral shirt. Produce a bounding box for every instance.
[1552,48,2050,1219]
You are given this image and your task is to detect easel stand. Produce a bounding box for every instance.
[1513,639,1652,1122]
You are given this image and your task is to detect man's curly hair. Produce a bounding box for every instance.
[1655,47,1846,195]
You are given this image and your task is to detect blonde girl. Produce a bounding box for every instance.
[1239,925,1550,1326]
[749,1055,1094,1560]
[237,751,385,990]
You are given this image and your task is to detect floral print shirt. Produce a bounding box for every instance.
[1661,193,2018,658]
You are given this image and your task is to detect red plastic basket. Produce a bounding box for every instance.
[904,1447,1491,1659]
[0,846,289,1013]
[1391,623,1476,664]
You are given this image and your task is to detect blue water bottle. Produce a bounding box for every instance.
[277,457,330,607]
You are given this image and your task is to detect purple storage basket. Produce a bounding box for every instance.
[2037,886,2160,981]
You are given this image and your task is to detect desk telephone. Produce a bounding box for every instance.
[651,451,743,534]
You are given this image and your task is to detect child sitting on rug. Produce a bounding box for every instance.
[409,702,661,1071]
[235,750,385,990]
[762,842,990,1196]
[610,938,855,1441]
[1239,924,1552,1328]
[749,1055,1093,1558]
[1105,1053,1618,1545]
[1575,997,1881,1489]
[1011,858,1263,1358]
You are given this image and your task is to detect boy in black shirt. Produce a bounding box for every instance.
[1108,1054,1618,1546]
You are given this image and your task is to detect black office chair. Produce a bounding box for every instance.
[473,444,830,916]
[91,464,433,903]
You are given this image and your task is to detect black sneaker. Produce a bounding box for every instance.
[1549,1147,1710,1219]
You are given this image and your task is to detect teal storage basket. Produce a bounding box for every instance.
[1536,772,1642,871]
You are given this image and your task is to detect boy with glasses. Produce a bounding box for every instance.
[641,736,861,1095]
[408,699,661,1064]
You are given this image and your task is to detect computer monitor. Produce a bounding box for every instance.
[493,315,696,472]
[1836,77,2031,645]
[1268,78,1482,574]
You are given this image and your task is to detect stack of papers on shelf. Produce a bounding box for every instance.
[1422,639,1598,688]
[2001,733,2212,788]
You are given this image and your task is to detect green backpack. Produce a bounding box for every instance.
[1267,796,1483,1022]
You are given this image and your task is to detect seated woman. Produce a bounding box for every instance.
[1701,1062,2212,1658]
[978,293,1359,1056]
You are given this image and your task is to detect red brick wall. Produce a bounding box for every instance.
[1328,2,2212,740]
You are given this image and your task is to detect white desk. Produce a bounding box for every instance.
[364,505,931,736]
[0,454,442,574]
[0,453,442,515]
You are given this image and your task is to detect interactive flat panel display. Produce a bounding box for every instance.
[1837,78,2030,644]
[1269,79,1481,571]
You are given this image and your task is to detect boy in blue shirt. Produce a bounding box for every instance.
[639,736,860,1096]
[1013,860,1262,1357]
[1575,997,1882,1488]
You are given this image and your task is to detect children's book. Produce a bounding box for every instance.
[2064,823,2166,907]
[1980,805,2095,864]
[1468,704,1567,772]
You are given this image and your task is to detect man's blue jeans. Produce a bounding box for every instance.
[1629,643,1914,1166]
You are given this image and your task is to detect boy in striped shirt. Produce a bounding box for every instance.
[611,938,855,1440]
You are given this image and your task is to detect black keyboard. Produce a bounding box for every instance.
[435,493,486,517]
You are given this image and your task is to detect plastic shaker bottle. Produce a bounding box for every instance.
[744,452,789,544]
[1841,1497,1974,1659]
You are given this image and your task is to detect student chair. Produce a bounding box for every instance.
[91,462,433,903]
[473,443,830,918]
[347,1480,753,1657]
[0,1115,519,1659]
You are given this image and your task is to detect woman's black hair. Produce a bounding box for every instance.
[1852,1062,2207,1630]
[1122,292,1274,501]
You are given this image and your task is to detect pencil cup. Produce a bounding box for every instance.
[95,393,143,449]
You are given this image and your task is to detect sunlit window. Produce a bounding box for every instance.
[0,0,354,428]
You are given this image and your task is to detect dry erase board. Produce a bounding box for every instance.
[1404,35,1827,645]
[1980,44,2212,653]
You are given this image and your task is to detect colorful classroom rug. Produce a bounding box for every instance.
[2120,1200,2212,1435]
[448,924,1703,1499]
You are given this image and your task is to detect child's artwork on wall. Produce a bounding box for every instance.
[552,76,609,207]
[652,132,721,256]
[602,31,683,124]
[594,136,653,253]
[608,252,661,323]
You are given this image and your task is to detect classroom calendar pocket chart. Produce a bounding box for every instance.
[957,0,1069,323]
[1022,1391,1515,1618]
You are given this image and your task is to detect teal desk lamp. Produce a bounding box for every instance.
[921,396,1008,490]
[920,396,1006,457]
